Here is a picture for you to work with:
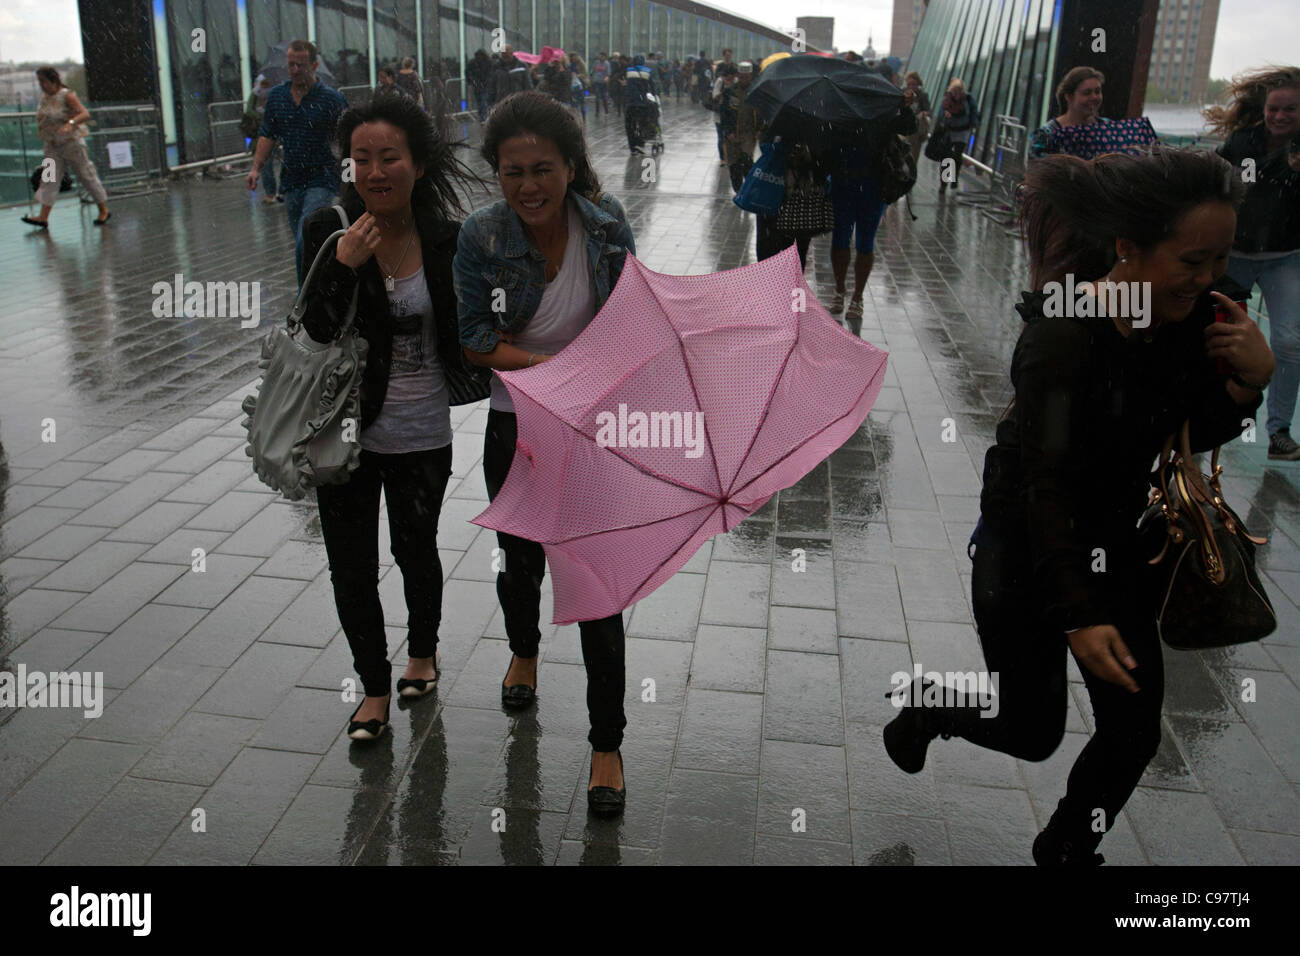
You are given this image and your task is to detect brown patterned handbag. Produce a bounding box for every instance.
[1137,420,1276,649]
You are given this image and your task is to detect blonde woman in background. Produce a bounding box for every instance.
[21,66,110,228]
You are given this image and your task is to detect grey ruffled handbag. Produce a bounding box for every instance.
[241,206,368,500]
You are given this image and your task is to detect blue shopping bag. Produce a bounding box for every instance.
[733,139,787,216]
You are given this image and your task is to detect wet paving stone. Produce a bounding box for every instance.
[458,806,571,865]
[129,711,262,787]
[675,688,763,775]
[936,781,1038,866]
[45,776,205,866]
[1124,787,1245,865]
[0,737,146,864]
[755,833,853,865]
[253,784,392,865]
[73,603,207,689]
[764,650,844,747]
[1166,714,1300,834]
[757,739,851,844]
[850,811,952,866]
[659,768,758,866]
[149,747,321,865]
[688,624,766,693]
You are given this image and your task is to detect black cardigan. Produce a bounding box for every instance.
[979,287,1262,633]
[299,195,462,431]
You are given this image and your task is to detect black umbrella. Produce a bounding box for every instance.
[747,54,903,140]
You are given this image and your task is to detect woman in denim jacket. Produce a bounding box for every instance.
[453,91,636,816]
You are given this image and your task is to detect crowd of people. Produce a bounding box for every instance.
[16,34,1299,864]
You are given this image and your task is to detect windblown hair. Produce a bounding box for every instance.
[35,66,64,88]
[1203,65,1300,139]
[1019,146,1244,289]
[1055,65,1104,113]
[336,92,487,221]
[480,90,603,203]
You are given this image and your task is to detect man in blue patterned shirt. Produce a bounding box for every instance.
[245,40,347,281]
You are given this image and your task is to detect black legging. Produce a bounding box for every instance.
[317,445,453,698]
[755,215,812,270]
[937,515,1164,851]
[483,408,627,751]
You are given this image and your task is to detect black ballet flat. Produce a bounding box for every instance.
[93,212,112,225]
[347,695,390,741]
[396,651,441,699]
[587,750,626,817]
[500,653,537,709]
[21,215,48,229]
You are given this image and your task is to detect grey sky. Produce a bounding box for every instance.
[1,0,1294,80]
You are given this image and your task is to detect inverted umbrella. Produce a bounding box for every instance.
[1049,117,1159,160]
[747,53,903,140]
[472,245,889,624]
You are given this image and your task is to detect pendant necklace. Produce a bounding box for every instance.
[376,226,416,292]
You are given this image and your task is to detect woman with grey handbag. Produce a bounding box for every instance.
[299,93,486,741]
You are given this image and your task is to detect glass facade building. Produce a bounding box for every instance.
[904,0,1060,168]
[90,0,811,167]
[905,0,1160,168]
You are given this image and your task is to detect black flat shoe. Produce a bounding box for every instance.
[587,750,626,816]
[93,212,112,225]
[21,215,48,229]
[347,694,391,740]
[501,653,537,709]
[396,651,441,699]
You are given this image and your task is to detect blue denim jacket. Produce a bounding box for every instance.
[454,190,636,354]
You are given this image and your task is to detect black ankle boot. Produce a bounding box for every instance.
[881,678,954,774]
[1032,825,1105,866]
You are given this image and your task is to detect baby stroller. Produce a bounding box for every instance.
[636,93,664,154]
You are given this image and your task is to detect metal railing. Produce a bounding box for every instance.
[0,102,165,206]
[205,99,254,177]
[977,115,1027,233]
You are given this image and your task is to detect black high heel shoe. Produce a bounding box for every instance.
[500,653,537,709]
[587,750,626,816]
[396,650,441,699]
[347,694,391,741]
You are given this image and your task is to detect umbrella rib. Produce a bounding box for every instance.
[723,307,801,499]
[546,498,719,548]
[727,362,881,505]
[539,410,721,502]
[633,270,728,500]
[620,501,722,604]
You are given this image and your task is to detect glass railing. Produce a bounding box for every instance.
[0,102,166,207]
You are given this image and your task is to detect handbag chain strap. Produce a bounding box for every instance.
[1147,419,1266,581]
